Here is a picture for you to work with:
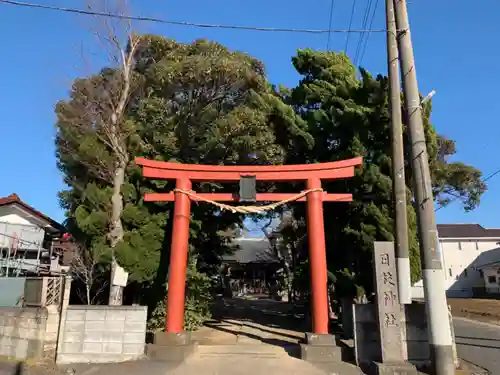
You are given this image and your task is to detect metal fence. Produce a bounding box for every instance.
[0,277,26,306]
[0,222,45,251]
[0,221,48,276]
[0,276,64,307]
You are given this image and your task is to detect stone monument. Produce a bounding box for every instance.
[371,241,416,375]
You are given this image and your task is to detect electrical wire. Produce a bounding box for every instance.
[345,0,358,53]
[0,0,386,35]
[435,167,500,211]
[353,0,373,65]
[357,0,380,67]
[326,0,336,50]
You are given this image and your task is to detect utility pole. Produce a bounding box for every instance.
[392,1,454,375]
[386,0,411,305]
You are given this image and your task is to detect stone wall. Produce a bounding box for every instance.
[56,305,147,364]
[0,307,49,360]
[353,303,429,367]
[0,276,72,361]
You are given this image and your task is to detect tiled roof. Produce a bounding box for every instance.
[223,237,279,264]
[437,224,500,239]
[0,193,64,231]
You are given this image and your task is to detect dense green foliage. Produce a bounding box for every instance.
[55,36,486,319]
[55,35,310,311]
[147,256,214,331]
[279,49,485,294]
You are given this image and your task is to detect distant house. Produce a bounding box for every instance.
[476,256,500,295]
[0,193,73,276]
[412,223,500,298]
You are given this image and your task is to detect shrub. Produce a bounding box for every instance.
[148,258,213,332]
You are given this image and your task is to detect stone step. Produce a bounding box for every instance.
[300,343,343,363]
[146,342,198,362]
[196,344,291,358]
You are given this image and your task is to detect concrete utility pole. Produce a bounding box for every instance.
[385,0,412,305]
[394,0,455,375]
[392,1,454,375]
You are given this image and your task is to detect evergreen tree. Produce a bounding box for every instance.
[282,50,486,294]
[55,36,309,316]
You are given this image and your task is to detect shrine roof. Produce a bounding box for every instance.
[223,237,279,264]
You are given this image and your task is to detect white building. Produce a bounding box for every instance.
[0,193,67,276]
[412,223,500,298]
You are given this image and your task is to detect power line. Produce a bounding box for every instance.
[353,0,374,65]
[357,0,380,66]
[345,0,358,53]
[435,167,500,212]
[326,0,336,50]
[0,0,386,35]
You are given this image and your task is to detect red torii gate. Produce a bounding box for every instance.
[136,156,363,335]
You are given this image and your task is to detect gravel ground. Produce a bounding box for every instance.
[449,298,500,325]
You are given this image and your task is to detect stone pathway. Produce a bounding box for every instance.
[167,354,330,375]
[179,297,363,375]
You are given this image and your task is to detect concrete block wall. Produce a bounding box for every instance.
[353,303,430,367]
[56,305,147,364]
[44,305,61,359]
[0,307,48,360]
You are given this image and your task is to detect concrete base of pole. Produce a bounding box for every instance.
[146,331,198,362]
[422,269,455,375]
[430,344,455,375]
[300,333,343,364]
[396,257,412,304]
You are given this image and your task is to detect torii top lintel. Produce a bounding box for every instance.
[135,156,363,182]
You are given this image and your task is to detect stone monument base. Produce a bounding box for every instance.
[300,333,342,364]
[146,331,198,362]
[370,361,418,375]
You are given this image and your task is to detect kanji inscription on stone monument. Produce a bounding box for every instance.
[373,241,403,362]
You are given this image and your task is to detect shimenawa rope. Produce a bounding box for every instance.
[172,188,324,214]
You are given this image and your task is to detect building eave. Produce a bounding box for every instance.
[0,195,65,233]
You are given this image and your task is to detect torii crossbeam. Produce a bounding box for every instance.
[136,156,363,334]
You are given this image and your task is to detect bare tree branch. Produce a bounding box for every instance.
[70,245,106,305]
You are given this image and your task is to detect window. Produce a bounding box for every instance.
[476,242,479,250]
[448,268,452,277]
[488,275,496,284]
[458,242,462,250]
[479,270,484,277]
[463,268,468,277]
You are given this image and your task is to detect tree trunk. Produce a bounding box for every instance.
[108,159,127,305]
[105,42,138,306]
[86,284,91,306]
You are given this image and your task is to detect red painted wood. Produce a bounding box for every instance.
[136,156,363,173]
[166,178,191,333]
[144,192,353,202]
[136,156,364,334]
[142,165,355,181]
[306,177,329,334]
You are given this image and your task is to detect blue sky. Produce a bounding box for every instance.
[0,0,498,230]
